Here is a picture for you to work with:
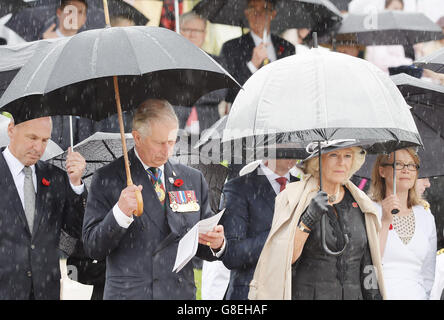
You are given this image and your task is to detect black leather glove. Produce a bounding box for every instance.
[300,191,329,230]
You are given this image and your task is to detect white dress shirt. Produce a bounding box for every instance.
[112,148,165,228]
[2,146,84,211]
[259,162,290,195]
[246,31,277,74]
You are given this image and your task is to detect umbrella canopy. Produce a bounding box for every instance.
[391,73,444,108]
[0,26,240,124]
[329,0,351,11]
[0,39,60,98]
[221,48,422,161]
[193,0,343,36]
[4,2,106,42]
[89,0,149,26]
[415,46,444,74]
[0,114,63,161]
[48,131,134,186]
[320,11,444,46]
[0,0,32,18]
[355,73,444,179]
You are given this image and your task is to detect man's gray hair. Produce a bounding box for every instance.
[132,99,178,136]
[179,11,207,29]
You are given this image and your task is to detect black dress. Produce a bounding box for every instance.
[291,189,382,300]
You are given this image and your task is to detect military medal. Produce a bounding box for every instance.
[168,190,199,212]
[155,184,165,202]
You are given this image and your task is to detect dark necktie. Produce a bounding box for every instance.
[275,177,287,193]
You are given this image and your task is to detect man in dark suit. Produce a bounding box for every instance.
[82,99,226,300]
[0,116,87,300]
[220,158,300,299]
[219,0,295,103]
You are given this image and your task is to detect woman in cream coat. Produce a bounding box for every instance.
[369,148,436,300]
[249,141,386,300]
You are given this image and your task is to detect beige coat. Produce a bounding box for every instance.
[248,175,387,300]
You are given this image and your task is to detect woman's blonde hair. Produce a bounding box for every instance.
[369,147,421,208]
[301,146,366,183]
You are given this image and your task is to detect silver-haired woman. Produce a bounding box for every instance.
[249,141,386,300]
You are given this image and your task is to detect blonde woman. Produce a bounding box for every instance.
[370,148,437,300]
[249,140,386,300]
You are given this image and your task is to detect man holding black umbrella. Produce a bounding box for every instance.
[219,0,295,103]
[82,99,226,300]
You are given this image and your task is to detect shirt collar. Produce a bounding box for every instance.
[2,146,35,177]
[134,147,164,173]
[250,30,272,47]
[259,161,290,182]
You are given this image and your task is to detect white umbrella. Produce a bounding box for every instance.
[222,48,421,153]
[222,48,422,255]
[0,114,63,161]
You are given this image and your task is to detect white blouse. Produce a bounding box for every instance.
[373,202,437,300]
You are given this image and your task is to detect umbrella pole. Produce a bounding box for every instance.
[319,141,349,256]
[69,115,74,150]
[174,0,180,33]
[113,76,143,216]
[102,0,143,216]
[392,151,399,214]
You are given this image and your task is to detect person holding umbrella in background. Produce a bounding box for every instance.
[42,0,88,39]
[369,148,437,300]
[219,0,295,103]
[249,141,385,300]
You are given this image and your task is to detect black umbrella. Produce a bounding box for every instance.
[329,0,350,11]
[320,11,443,47]
[355,73,444,179]
[0,27,239,124]
[89,0,149,26]
[0,0,32,18]
[193,0,343,36]
[4,2,106,42]
[0,39,59,98]
[415,46,444,74]
[0,24,239,215]
[48,132,135,187]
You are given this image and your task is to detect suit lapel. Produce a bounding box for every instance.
[0,150,31,236]
[33,161,48,238]
[127,149,168,236]
[255,168,278,213]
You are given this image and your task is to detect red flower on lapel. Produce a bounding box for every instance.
[173,179,184,187]
[352,202,358,208]
[278,45,285,56]
[42,178,50,186]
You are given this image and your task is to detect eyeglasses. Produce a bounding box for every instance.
[381,161,420,171]
[181,28,205,35]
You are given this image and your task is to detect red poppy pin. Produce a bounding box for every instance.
[389,224,393,231]
[352,202,358,208]
[278,45,285,55]
[173,179,184,187]
[42,178,50,187]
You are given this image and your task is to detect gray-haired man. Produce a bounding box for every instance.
[82,99,225,300]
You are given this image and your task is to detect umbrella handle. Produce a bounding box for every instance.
[320,214,349,256]
[113,76,144,217]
